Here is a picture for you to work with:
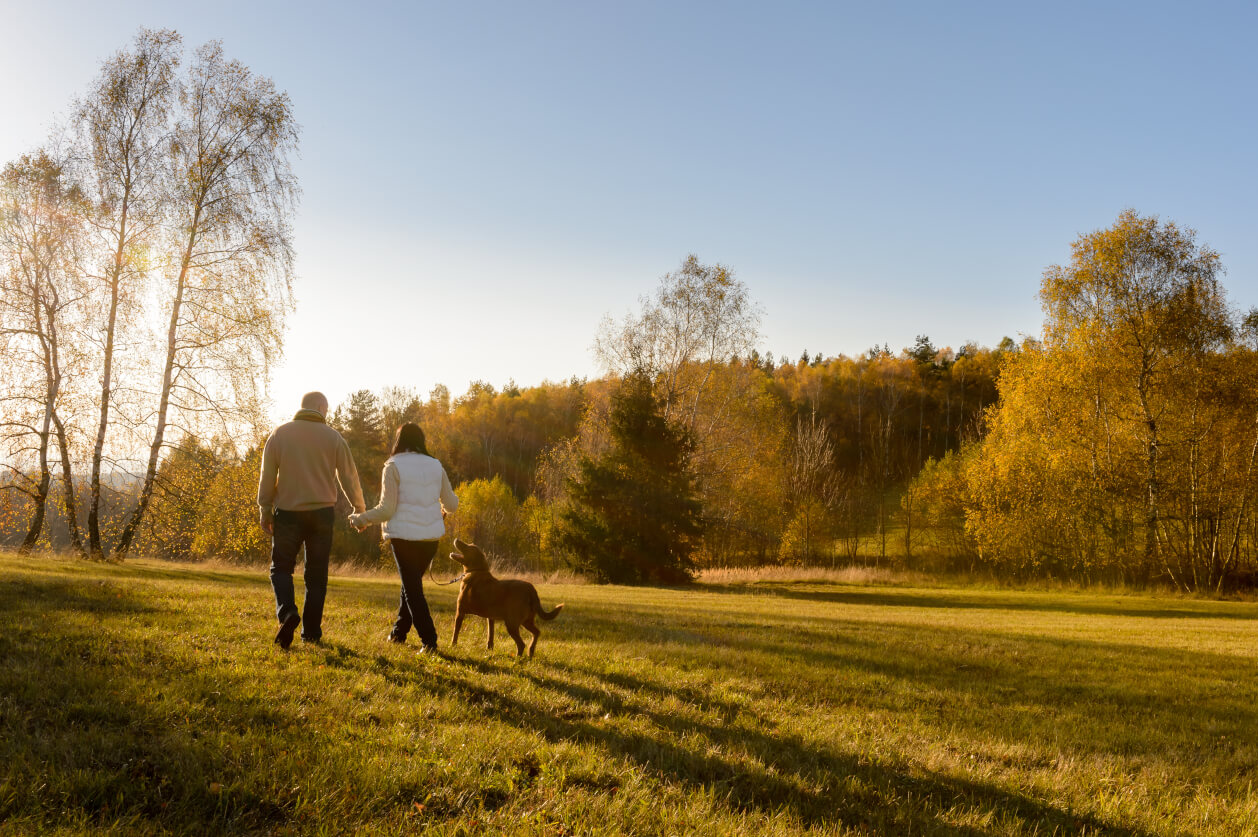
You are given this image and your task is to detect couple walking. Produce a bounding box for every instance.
[256,392,458,652]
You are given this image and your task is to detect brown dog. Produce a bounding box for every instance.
[448,538,563,657]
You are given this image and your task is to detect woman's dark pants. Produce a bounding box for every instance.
[389,538,439,648]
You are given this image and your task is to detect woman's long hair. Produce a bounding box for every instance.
[391,422,430,456]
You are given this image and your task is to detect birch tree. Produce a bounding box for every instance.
[75,28,181,557]
[780,410,838,564]
[959,212,1251,588]
[594,254,761,430]
[0,151,90,553]
[1039,210,1229,576]
[113,40,297,557]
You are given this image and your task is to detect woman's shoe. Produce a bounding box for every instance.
[386,632,406,644]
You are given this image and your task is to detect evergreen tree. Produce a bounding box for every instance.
[334,389,386,496]
[329,389,388,564]
[558,373,703,584]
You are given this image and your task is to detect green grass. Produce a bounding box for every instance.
[2,553,1257,835]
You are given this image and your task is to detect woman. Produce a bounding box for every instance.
[349,422,458,652]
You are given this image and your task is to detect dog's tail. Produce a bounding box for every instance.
[532,587,564,621]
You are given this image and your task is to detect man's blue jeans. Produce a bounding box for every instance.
[269,507,335,641]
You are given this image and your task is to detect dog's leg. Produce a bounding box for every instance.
[486,619,494,651]
[452,611,465,647]
[505,622,526,657]
[524,617,539,657]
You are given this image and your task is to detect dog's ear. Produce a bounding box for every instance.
[453,537,466,551]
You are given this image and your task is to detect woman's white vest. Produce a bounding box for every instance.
[380,453,456,541]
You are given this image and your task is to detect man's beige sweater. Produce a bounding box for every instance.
[257,411,366,521]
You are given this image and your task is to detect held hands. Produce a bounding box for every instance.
[348,512,368,533]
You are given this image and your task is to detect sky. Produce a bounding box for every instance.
[2,0,1256,422]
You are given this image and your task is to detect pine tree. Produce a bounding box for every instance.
[334,389,386,497]
[328,389,388,564]
[558,373,704,584]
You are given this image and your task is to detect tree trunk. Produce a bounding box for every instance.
[52,412,84,556]
[957,377,965,445]
[1138,368,1162,582]
[917,387,924,469]
[856,374,863,471]
[88,268,123,558]
[114,216,197,557]
[20,282,54,553]
[20,404,53,553]
[19,453,50,553]
[1218,413,1258,592]
[46,323,83,554]
[1144,432,1161,578]
[902,486,914,561]
[42,286,85,557]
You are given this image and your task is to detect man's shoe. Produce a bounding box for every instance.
[418,644,439,656]
[274,613,300,649]
[300,636,322,646]
[386,633,406,644]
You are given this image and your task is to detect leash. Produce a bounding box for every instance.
[427,516,464,585]
[427,552,466,586]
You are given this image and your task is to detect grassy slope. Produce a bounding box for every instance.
[1,553,1256,836]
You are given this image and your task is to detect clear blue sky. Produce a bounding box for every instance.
[3,1,1255,420]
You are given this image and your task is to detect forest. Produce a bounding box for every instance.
[4,31,1257,591]
[0,309,1007,578]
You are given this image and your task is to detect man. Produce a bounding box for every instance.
[257,391,365,648]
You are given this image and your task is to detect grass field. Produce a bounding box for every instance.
[2,553,1257,835]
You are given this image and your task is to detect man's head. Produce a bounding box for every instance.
[301,391,329,417]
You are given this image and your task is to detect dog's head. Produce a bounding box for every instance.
[450,538,491,572]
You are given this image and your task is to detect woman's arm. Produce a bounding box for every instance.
[439,466,458,513]
[351,461,400,525]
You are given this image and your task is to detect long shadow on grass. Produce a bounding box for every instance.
[0,569,525,831]
[699,583,1258,621]
[0,572,158,617]
[394,653,1146,835]
[568,604,1258,772]
[0,575,324,831]
[116,562,268,588]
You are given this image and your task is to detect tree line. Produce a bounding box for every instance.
[44,214,1254,592]
[2,254,1006,579]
